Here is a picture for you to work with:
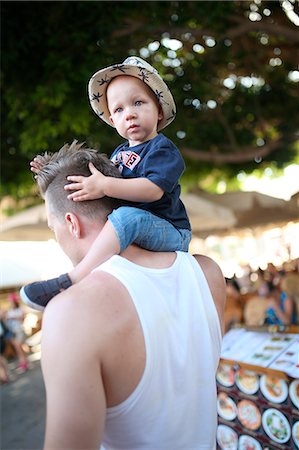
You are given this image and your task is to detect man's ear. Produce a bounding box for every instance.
[65,212,81,238]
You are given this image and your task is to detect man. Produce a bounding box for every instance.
[36,141,226,449]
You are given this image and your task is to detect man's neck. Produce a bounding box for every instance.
[120,245,177,269]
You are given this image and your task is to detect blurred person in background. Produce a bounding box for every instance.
[264,262,280,286]
[264,281,296,326]
[5,293,29,371]
[0,308,10,383]
[225,276,241,299]
[280,261,299,324]
[254,268,270,297]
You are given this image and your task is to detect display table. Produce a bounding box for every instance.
[216,327,299,449]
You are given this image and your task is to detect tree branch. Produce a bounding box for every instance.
[215,107,238,152]
[111,14,299,43]
[111,18,146,38]
[181,140,282,164]
[227,15,299,42]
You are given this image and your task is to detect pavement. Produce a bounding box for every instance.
[1,353,46,450]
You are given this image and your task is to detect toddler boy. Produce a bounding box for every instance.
[21,56,191,310]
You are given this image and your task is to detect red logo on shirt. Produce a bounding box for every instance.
[124,152,141,170]
[111,151,141,171]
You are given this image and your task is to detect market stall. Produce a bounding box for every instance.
[216,327,299,449]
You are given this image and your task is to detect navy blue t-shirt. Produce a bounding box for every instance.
[110,133,191,230]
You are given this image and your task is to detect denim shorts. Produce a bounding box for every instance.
[108,206,192,253]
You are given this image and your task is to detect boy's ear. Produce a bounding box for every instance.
[109,115,115,126]
[158,106,163,121]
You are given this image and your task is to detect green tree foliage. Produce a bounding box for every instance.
[1,0,299,202]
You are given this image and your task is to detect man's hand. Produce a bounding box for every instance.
[65,162,106,201]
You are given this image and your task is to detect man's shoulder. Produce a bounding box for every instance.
[42,270,135,364]
[44,271,130,332]
[47,269,128,314]
[193,253,222,274]
[192,254,226,333]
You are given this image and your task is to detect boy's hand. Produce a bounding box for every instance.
[30,156,46,177]
[65,162,106,201]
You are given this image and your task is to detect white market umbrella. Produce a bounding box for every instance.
[0,204,54,241]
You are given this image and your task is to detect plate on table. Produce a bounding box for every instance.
[235,369,259,395]
[292,421,299,449]
[238,434,262,450]
[216,363,235,387]
[216,424,238,450]
[260,375,288,403]
[237,399,261,431]
[217,392,237,421]
[262,408,291,444]
[289,379,299,410]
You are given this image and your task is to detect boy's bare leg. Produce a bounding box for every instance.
[69,220,120,284]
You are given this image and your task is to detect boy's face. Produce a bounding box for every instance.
[107,75,163,147]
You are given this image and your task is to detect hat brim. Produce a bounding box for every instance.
[88,61,176,131]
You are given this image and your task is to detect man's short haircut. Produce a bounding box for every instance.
[36,140,123,222]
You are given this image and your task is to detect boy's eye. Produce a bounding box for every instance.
[115,107,123,113]
[135,100,143,106]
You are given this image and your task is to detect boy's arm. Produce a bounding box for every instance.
[65,162,164,203]
[103,176,163,202]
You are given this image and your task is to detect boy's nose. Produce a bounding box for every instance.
[125,108,137,120]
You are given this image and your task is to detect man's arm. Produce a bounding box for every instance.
[41,282,107,450]
[41,268,145,449]
[193,254,227,335]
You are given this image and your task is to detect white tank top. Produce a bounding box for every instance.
[97,251,222,450]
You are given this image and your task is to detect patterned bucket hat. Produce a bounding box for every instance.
[88,56,176,131]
